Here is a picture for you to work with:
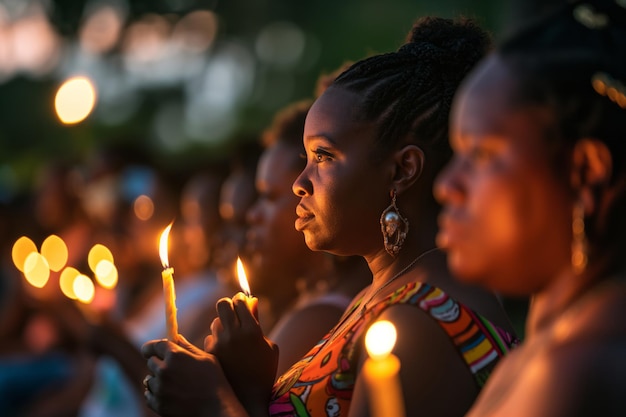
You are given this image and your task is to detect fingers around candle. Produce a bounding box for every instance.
[233,298,258,326]
[141,339,170,359]
[146,355,166,376]
[216,298,238,328]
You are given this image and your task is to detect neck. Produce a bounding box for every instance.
[526,267,598,338]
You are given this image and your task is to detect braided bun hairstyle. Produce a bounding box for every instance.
[332,16,492,168]
[495,0,626,274]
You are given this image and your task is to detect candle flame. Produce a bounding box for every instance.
[236,257,251,296]
[159,223,173,268]
[365,320,397,360]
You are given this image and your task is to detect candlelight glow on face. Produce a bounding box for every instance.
[365,320,397,360]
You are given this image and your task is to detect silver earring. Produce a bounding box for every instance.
[571,201,588,274]
[380,190,409,257]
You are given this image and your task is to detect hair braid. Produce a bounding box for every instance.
[332,16,492,168]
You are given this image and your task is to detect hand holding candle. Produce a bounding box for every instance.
[236,257,257,315]
[159,223,179,342]
[363,320,405,417]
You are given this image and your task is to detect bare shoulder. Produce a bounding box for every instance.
[369,304,480,417]
[468,282,626,417]
[473,337,626,417]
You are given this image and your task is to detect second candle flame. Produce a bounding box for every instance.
[236,257,251,296]
[159,223,173,268]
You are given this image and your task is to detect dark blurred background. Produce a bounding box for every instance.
[0,0,534,199]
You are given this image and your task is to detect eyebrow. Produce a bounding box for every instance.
[303,134,338,145]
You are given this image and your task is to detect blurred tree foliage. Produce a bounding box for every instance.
[0,0,508,195]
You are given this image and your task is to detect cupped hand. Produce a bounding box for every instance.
[205,293,279,417]
[141,335,247,417]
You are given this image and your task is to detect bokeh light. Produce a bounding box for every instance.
[12,236,37,272]
[59,267,80,299]
[40,234,68,272]
[54,76,97,124]
[23,252,50,288]
[134,194,154,220]
[94,259,118,289]
[87,243,114,273]
[73,274,95,304]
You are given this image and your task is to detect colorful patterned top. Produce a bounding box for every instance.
[269,281,519,417]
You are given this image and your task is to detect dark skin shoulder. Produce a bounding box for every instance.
[468,279,626,417]
[348,303,480,417]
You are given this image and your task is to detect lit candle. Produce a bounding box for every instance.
[236,257,256,313]
[363,320,405,417]
[159,223,179,342]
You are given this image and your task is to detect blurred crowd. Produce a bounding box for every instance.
[0,138,263,416]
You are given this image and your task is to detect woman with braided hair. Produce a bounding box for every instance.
[435,1,626,416]
[141,16,518,417]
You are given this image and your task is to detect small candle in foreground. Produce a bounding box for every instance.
[236,257,256,313]
[363,320,405,417]
[159,223,179,342]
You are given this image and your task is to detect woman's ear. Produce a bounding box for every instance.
[391,144,425,193]
[571,138,613,214]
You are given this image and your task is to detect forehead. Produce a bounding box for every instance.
[257,143,302,181]
[452,55,553,144]
[305,86,374,143]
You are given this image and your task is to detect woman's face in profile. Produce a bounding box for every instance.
[434,55,574,296]
[293,86,391,257]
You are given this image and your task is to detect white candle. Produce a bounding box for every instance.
[159,223,179,342]
[363,320,405,417]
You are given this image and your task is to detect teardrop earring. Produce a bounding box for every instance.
[380,190,409,257]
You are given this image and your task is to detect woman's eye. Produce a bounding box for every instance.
[313,149,332,162]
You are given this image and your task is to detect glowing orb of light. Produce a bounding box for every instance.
[12,236,38,272]
[94,259,118,289]
[23,252,50,288]
[40,234,68,272]
[134,194,154,221]
[73,274,95,304]
[55,76,97,124]
[88,244,114,273]
[59,267,80,299]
